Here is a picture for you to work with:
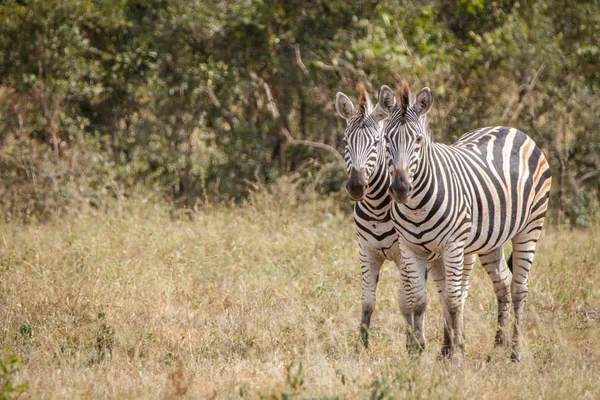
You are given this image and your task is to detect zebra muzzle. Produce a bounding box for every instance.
[390,168,412,204]
[346,167,367,201]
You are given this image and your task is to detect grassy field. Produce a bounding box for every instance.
[1,187,599,399]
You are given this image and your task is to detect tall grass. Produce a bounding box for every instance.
[0,184,599,399]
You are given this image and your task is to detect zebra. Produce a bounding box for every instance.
[336,85,486,353]
[376,81,552,362]
[336,85,500,356]
[335,84,406,348]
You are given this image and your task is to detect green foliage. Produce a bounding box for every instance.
[0,348,28,399]
[0,0,599,223]
[265,362,307,400]
[93,310,114,363]
[367,369,443,400]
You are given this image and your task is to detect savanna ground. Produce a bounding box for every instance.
[1,185,599,399]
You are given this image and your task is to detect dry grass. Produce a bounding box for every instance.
[1,186,599,399]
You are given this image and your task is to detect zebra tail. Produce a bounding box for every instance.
[507,253,513,274]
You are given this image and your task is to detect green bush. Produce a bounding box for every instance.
[0,347,28,399]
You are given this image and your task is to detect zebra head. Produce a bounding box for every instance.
[335,85,388,201]
[378,81,433,204]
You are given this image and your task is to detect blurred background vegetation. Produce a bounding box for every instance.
[0,0,599,225]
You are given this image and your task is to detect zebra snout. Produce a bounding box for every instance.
[346,167,367,201]
[390,169,412,204]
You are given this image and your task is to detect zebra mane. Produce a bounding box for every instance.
[398,81,429,128]
[400,80,411,115]
[356,83,371,118]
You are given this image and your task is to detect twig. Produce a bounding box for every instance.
[280,127,345,167]
[206,85,236,133]
[395,23,420,67]
[253,73,345,167]
[577,169,600,185]
[294,44,309,75]
[261,81,279,118]
[506,63,546,122]
[37,57,60,157]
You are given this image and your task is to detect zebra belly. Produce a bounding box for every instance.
[355,220,400,261]
[454,126,551,254]
[391,204,473,260]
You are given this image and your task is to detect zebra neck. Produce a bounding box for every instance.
[362,150,391,210]
[403,141,437,210]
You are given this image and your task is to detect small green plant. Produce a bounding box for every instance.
[161,352,175,366]
[335,369,346,386]
[92,311,114,364]
[0,347,28,399]
[368,377,392,400]
[284,362,304,393]
[18,326,32,341]
[266,362,306,400]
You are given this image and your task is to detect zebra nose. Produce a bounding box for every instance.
[346,167,367,201]
[390,168,412,203]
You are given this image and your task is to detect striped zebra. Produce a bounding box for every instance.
[335,85,407,348]
[377,81,552,362]
[336,85,496,355]
[336,85,463,350]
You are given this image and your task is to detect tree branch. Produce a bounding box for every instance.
[294,44,309,75]
[280,127,345,167]
[252,72,345,168]
[206,85,236,134]
[37,57,61,157]
[395,22,420,67]
[506,63,546,123]
[577,169,600,185]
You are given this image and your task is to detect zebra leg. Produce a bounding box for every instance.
[458,254,475,352]
[510,223,544,362]
[442,243,466,362]
[397,249,428,355]
[427,259,452,359]
[478,247,512,348]
[460,254,476,305]
[359,250,385,348]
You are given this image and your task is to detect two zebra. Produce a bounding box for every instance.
[335,82,551,362]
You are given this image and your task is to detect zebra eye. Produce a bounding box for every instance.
[416,135,424,143]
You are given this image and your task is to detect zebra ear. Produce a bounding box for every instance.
[335,92,356,120]
[376,85,396,118]
[415,87,433,116]
[372,103,388,122]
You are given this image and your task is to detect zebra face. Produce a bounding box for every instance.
[385,118,425,203]
[342,117,381,200]
[378,82,433,204]
[336,88,387,201]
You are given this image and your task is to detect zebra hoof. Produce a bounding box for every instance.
[510,351,522,362]
[437,345,451,361]
[452,357,463,368]
[494,334,506,348]
[407,342,425,356]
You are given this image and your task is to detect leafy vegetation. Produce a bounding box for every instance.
[0,347,28,399]
[1,0,599,224]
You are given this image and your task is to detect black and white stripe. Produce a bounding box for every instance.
[378,82,552,361]
[335,87,403,348]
